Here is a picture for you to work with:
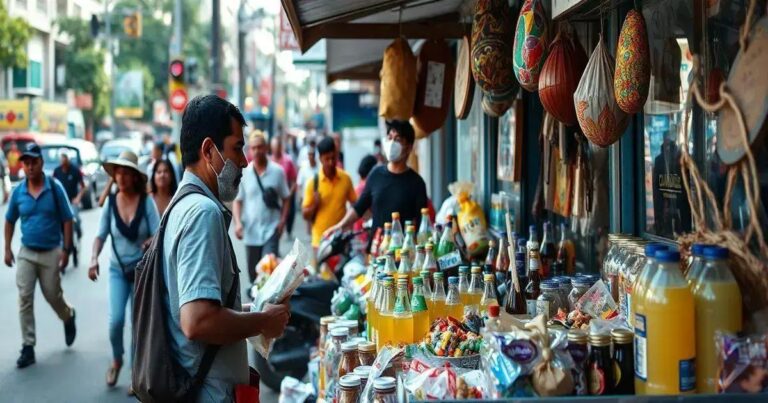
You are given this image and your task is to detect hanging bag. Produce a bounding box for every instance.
[379,38,417,120]
[512,0,549,92]
[614,9,651,114]
[539,25,587,125]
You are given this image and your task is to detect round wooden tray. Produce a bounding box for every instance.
[454,36,475,120]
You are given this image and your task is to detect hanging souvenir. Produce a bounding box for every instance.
[481,94,514,117]
[574,35,628,147]
[614,9,651,114]
[539,26,587,126]
[512,0,549,92]
[706,68,725,104]
[455,36,475,119]
[471,0,515,96]
[379,38,417,120]
[413,40,455,135]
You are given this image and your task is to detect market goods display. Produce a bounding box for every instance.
[538,27,587,125]
[379,38,417,120]
[512,0,549,92]
[420,317,482,359]
[454,36,475,120]
[471,0,516,96]
[413,39,455,135]
[574,35,628,147]
[614,9,651,114]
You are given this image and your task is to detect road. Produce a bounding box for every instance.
[0,202,310,402]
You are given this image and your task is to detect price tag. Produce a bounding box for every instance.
[437,251,462,270]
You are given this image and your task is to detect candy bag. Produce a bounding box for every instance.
[717,332,768,393]
[576,279,618,320]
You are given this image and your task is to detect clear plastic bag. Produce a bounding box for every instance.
[575,279,618,320]
[249,239,309,358]
[359,346,404,403]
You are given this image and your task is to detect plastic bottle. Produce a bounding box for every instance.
[379,223,392,256]
[627,243,667,330]
[375,278,395,352]
[389,212,404,254]
[402,224,416,262]
[485,304,501,332]
[393,277,413,346]
[457,266,470,306]
[693,246,742,394]
[430,272,447,322]
[445,276,464,319]
[411,277,430,343]
[684,243,709,287]
[436,217,456,258]
[467,266,484,312]
[539,222,556,278]
[527,225,542,278]
[632,243,667,395]
[641,250,696,395]
[417,208,433,247]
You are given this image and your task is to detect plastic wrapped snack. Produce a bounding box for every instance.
[405,354,487,400]
[575,280,618,320]
[359,346,404,403]
[717,332,768,393]
[249,239,309,358]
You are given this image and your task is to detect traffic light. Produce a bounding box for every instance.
[123,11,142,38]
[169,58,188,112]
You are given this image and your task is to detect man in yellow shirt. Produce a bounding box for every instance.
[302,137,357,249]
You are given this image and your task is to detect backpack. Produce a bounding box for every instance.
[132,184,239,402]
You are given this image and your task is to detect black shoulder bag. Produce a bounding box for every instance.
[255,166,282,210]
[132,184,240,402]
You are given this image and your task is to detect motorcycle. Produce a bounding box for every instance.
[253,229,366,392]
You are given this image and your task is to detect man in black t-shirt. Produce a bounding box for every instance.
[324,120,428,240]
[53,153,86,268]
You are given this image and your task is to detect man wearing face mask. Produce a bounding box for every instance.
[324,120,428,244]
[144,95,289,402]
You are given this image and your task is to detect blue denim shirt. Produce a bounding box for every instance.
[162,172,247,402]
[5,177,74,250]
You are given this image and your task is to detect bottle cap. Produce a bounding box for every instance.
[572,276,592,287]
[644,243,667,259]
[470,266,482,274]
[567,329,588,344]
[703,246,729,260]
[339,374,361,388]
[397,277,408,285]
[353,366,371,379]
[416,244,424,251]
[656,250,681,263]
[421,207,429,214]
[425,243,434,250]
[458,265,469,274]
[610,328,634,344]
[517,238,527,247]
[405,220,412,227]
[529,224,537,234]
[448,276,458,285]
[320,316,337,326]
[433,271,444,279]
[384,222,391,228]
[588,332,611,347]
[541,280,559,290]
[483,273,494,282]
[488,304,500,317]
[341,340,358,352]
[392,212,400,219]
[373,376,396,391]
[692,243,709,257]
[488,240,496,247]
[358,341,376,353]
[413,277,423,285]
[330,327,350,338]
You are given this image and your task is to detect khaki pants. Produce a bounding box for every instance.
[17,247,73,346]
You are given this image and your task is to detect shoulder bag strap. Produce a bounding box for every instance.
[106,194,130,274]
[48,176,63,223]
[254,165,266,193]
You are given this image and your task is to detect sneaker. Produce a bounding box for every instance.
[16,346,35,369]
[64,309,76,346]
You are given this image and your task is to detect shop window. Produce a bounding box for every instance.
[29,61,42,89]
[12,67,27,88]
[456,86,485,203]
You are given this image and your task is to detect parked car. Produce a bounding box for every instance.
[39,139,107,210]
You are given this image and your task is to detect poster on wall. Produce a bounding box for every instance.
[497,100,524,182]
[115,71,144,119]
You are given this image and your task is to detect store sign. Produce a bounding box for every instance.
[115,70,144,118]
[0,99,30,130]
[38,101,68,133]
[551,0,588,19]
[279,7,300,51]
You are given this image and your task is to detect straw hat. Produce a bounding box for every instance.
[103,151,148,183]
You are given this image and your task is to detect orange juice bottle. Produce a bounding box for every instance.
[632,243,667,395]
[445,276,464,319]
[467,266,484,312]
[641,250,696,395]
[692,246,742,394]
[393,278,414,346]
[376,278,395,351]
[430,272,447,321]
[367,274,383,343]
[411,277,430,343]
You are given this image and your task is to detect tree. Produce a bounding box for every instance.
[0,1,32,69]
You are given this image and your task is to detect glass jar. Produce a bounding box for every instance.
[319,316,337,351]
[353,365,371,391]
[358,341,376,366]
[555,277,571,309]
[337,374,361,403]
[337,341,360,379]
[611,329,635,395]
[588,333,614,396]
[339,319,360,338]
[536,280,562,320]
[567,329,589,396]
[569,277,592,311]
[372,376,397,403]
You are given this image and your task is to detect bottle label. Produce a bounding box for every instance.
[528,252,541,273]
[526,299,537,317]
[589,364,606,395]
[411,295,428,312]
[679,358,696,392]
[394,295,407,313]
[634,314,647,381]
[437,250,462,270]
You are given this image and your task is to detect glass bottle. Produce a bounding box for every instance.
[588,332,615,396]
[366,275,382,343]
[445,276,464,319]
[353,366,371,392]
[389,212,404,254]
[372,377,397,403]
[430,272,447,322]
[383,250,397,278]
[392,277,413,346]
[485,304,501,332]
[337,340,360,379]
[402,224,416,262]
[568,329,589,396]
[524,251,541,317]
[417,207,433,246]
[379,223,392,256]
[357,341,376,367]
[375,278,395,352]
[539,221,556,278]
[436,217,456,258]
[396,252,412,288]
[536,280,561,320]
[412,245,425,277]
[527,225,542,278]
[611,329,635,395]
[421,243,438,287]
[480,273,499,315]
[411,277,430,343]
[568,276,591,312]
[467,266,484,312]
[484,239,498,273]
[323,327,349,399]
[514,238,528,290]
[495,235,510,303]
[504,250,526,316]
[458,266,470,307]
[420,269,433,314]
[555,222,576,275]
[337,374,361,403]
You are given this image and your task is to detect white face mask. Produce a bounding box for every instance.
[383,138,403,162]
[208,145,241,202]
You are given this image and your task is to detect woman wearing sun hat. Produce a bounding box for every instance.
[88,150,160,392]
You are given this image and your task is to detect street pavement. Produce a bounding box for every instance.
[0,202,310,402]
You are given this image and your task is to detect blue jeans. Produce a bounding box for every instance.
[109,265,134,362]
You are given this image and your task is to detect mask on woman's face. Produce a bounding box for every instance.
[383,138,404,162]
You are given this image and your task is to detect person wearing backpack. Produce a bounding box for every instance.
[132,95,289,402]
[4,143,77,369]
[88,150,160,393]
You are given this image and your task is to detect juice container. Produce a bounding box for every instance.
[480,273,499,315]
[640,250,696,395]
[367,274,382,343]
[376,278,395,352]
[411,277,430,343]
[632,244,667,395]
[421,243,438,288]
[684,243,708,287]
[397,253,412,289]
[379,223,392,255]
[458,266,470,306]
[417,207,434,246]
[693,246,742,394]
[430,272,447,321]
[467,266,484,312]
[445,276,464,319]
[393,278,414,346]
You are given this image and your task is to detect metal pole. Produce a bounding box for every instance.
[106,1,116,136]
[237,1,245,109]
[171,0,183,142]
[211,0,221,89]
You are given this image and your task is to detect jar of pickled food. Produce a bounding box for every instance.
[358,341,376,366]
[337,374,361,403]
[372,376,397,403]
[536,280,562,319]
[337,341,359,379]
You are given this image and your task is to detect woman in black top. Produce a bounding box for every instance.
[324,120,428,237]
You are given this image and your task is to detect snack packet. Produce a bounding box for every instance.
[576,280,618,320]
[717,332,768,393]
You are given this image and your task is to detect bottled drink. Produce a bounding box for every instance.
[412,245,425,277]
[588,333,615,395]
[393,278,414,346]
[396,252,412,288]
[436,217,456,258]
[379,223,392,257]
[504,250,527,315]
[421,243,438,284]
[375,278,395,352]
[402,224,416,262]
[337,374,361,403]
[389,212,404,254]
[411,277,430,343]
[458,266,470,307]
[367,274,383,343]
[693,246,742,394]
[539,222,556,278]
[495,236,511,278]
[527,225,542,279]
[430,272,447,321]
[514,238,528,286]
[480,273,499,315]
[684,243,708,287]
[417,208,433,246]
[554,222,575,275]
[641,250,696,395]
[467,266,484,312]
[632,244,667,395]
[323,326,349,399]
[612,329,635,395]
[524,252,541,317]
[627,243,666,329]
[445,276,464,319]
[485,304,501,332]
[337,341,359,379]
[484,240,498,272]
[420,270,433,316]
[383,251,397,278]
